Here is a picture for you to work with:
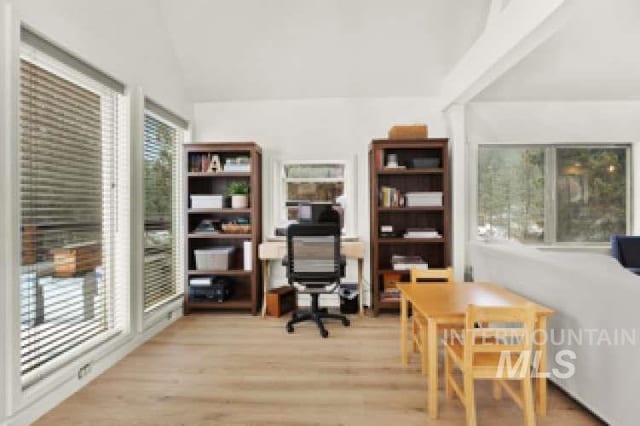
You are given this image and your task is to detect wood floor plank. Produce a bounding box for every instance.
[35,314,604,426]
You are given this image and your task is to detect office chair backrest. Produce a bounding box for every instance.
[410,267,454,285]
[286,223,341,284]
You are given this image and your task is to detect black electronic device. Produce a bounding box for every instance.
[189,276,234,303]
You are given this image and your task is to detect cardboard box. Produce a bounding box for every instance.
[266,286,297,317]
[388,125,428,140]
[52,242,101,277]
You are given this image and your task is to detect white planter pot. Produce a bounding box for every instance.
[231,195,248,209]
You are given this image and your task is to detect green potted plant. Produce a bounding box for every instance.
[226,181,250,209]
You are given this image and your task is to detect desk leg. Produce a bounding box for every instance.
[535,316,548,416]
[400,294,408,365]
[357,258,364,317]
[261,259,270,317]
[427,318,439,419]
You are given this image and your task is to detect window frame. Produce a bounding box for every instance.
[141,106,186,314]
[10,27,131,397]
[273,159,356,236]
[473,143,632,247]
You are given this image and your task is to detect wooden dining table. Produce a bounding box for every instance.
[397,282,555,420]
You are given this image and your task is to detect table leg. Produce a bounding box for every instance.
[427,318,439,419]
[400,294,408,365]
[535,316,548,416]
[357,258,364,317]
[261,259,270,317]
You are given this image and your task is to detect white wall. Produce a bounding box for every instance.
[11,0,191,118]
[194,97,449,292]
[1,1,190,425]
[467,101,640,235]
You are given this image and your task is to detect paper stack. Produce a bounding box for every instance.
[405,191,443,207]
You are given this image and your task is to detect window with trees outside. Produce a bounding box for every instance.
[280,162,350,233]
[143,106,185,311]
[477,145,630,244]
[19,29,126,384]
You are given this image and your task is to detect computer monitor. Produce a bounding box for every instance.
[297,203,313,223]
[296,202,343,229]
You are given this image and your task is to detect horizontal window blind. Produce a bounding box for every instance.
[19,40,124,382]
[143,108,183,311]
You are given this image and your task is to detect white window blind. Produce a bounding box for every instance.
[143,102,185,311]
[19,29,126,384]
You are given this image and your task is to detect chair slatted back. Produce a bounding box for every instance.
[410,267,453,286]
[464,304,536,378]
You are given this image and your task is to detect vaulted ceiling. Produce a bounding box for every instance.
[476,0,640,101]
[157,0,490,102]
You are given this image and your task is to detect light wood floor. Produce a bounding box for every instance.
[36,314,604,426]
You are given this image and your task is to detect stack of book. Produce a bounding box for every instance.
[405,191,443,207]
[391,255,428,271]
[189,277,213,287]
[381,288,401,301]
[404,228,442,239]
[380,186,403,208]
[223,157,251,172]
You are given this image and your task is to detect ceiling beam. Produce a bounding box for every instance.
[440,0,574,110]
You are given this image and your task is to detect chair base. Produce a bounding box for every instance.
[286,294,350,338]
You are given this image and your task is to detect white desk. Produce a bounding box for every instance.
[258,239,366,317]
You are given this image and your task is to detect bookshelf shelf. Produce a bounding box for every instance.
[377,168,444,175]
[369,139,451,315]
[378,207,444,212]
[188,233,252,239]
[184,142,262,315]
[378,238,446,244]
[188,298,253,310]
[188,208,251,214]
[188,269,252,276]
[188,172,251,178]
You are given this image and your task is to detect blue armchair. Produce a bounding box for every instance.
[611,235,640,275]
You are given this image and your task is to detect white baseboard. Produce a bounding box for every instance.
[5,306,182,426]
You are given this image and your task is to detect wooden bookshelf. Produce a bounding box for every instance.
[369,139,451,315]
[183,142,262,315]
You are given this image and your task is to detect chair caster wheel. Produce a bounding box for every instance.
[342,318,350,327]
[320,329,329,338]
[287,325,294,333]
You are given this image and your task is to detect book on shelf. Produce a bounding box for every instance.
[381,288,401,300]
[404,227,442,239]
[379,186,404,208]
[223,156,251,172]
[391,255,428,271]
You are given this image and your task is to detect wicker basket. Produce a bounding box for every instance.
[221,223,252,234]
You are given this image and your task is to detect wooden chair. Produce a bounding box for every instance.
[410,267,454,375]
[444,304,537,426]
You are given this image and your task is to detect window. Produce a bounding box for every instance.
[279,161,353,233]
[143,101,186,312]
[477,145,630,244]
[19,29,126,383]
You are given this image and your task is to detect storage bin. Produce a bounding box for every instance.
[190,194,224,209]
[194,247,235,270]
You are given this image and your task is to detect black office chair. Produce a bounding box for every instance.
[283,223,350,338]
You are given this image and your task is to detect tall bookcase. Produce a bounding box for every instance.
[369,139,450,315]
[184,142,262,315]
